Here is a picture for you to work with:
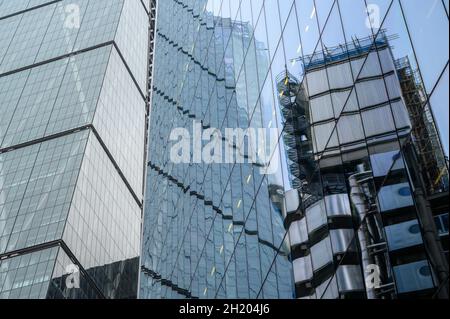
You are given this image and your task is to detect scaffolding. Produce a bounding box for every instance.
[301,32,396,72]
[395,56,449,195]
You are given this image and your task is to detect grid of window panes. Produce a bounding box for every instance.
[0,0,149,299]
[141,0,449,299]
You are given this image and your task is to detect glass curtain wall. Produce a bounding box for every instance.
[141,0,448,300]
[0,0,150,299]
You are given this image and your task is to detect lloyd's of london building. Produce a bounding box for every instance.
[0,0,448,300]
[279,35,448,299]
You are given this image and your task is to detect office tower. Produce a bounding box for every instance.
[140,0,294,299]
[0,0,150,299]
[277,5,449,299]
[280,34,436,299]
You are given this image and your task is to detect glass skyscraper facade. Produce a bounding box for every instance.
[0,0,447,301]
[140,0,294,299]
[0,0,150,299]
[141,0,449,300]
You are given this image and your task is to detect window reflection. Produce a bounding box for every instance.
[139,0,448,300]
